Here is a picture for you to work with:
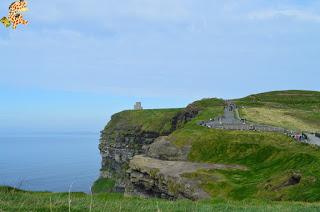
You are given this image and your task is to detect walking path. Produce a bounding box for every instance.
[201,101,285,133]
[304,133,320,146]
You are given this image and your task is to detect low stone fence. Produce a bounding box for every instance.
[254,125,285,133]
[221,124,251,131]
[203,123,286,133]
[201,122,308,142]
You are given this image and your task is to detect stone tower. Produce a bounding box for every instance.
[134,102,143,110]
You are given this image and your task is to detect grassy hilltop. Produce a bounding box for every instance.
[2,90,320,211]
[105,108,183,135]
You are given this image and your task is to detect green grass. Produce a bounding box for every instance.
[235,90,320,108]
[169,98,225,147]
[91,178,116,193]
[186,131,320,201]
[171,124,320,201]
[240,107,320,132]
[104,109,182,135]
[189,98,225,109]
[2,186,320,211]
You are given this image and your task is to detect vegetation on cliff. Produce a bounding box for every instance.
[102,97,226,137]
[91,178,116,194]
[180,128,320,201]
[104,109,183,135]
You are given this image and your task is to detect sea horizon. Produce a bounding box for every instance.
[0,133,100,193]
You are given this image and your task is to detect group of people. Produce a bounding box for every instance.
[285,131,308,142]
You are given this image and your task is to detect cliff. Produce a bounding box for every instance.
[98,104,202,192]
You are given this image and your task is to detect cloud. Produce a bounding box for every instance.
[248,9,320,23]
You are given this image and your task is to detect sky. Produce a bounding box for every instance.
[0,0,319,134]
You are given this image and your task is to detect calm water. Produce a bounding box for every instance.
[0,134,100,193]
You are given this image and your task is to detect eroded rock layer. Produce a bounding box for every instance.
[126,155,247,200]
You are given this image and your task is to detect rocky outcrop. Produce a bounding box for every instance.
[144,136,190,161]
[125,155,247,200]
[264,172,302,192]
[171,102,202,130]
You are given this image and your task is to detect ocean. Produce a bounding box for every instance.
[0,134,100,193]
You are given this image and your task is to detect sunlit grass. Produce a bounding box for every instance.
[240,107,320,132]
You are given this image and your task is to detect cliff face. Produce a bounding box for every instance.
[98,104,202,192]
[99,128,161,191]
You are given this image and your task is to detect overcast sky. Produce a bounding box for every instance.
[0,0,319,134]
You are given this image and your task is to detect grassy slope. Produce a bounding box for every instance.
[104,109,182,135]
[168,91,320,201]
[2,186,320,211]
[235,90,320,132]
